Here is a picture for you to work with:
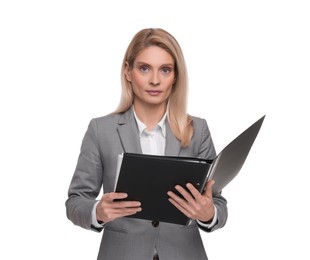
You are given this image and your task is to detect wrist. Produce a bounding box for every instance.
[200,205,215,223]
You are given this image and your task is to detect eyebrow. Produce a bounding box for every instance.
[135,61,174,67]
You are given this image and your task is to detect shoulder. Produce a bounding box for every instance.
[190,115,213,143]
[88,109,135,134]
[191,115,209,131]
[191,115,205,124]
[92,112,122,125]
[85,112,124,136]
[189,115,216,158]
[91,108,133,127]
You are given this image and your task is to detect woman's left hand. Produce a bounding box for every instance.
[167,180,215,222]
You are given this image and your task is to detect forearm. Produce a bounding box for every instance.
[65,194,98,230]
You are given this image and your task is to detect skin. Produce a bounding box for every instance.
[96,46,215,224]
[126,46,176,130]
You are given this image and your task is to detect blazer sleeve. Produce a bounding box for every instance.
[65,119,103,231]
[196,119,228,232]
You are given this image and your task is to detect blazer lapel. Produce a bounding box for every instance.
[117,107,181,156]
[117,108,142,154]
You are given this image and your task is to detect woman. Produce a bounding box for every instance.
[66,28,228,260]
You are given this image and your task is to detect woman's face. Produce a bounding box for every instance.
[125,46,176,110]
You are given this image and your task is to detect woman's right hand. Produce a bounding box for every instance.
[96,192,142,223]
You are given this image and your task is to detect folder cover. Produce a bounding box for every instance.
[210,115,265,194]
[114,115,265,225]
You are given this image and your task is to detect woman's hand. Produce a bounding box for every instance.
[167,180,215,222]
[96,192,142,223]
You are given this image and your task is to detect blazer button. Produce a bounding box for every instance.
[152,221,159,227]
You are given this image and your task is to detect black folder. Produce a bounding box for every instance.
[114,115,265,225]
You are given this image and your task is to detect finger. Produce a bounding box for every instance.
[103,192,141,204]
[103,192,128,201]
[204,180,215,198]
[174,185,196,204]
[103,206,142,222]
[168,198,193,219]
[167,190,191,209]
[185,183,202,200]
[101,193,141,208]
[113,200,142,209]
[111,206,142,215]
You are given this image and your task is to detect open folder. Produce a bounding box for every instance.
[114,115,265,225]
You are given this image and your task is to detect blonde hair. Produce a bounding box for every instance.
[115,28,193,147]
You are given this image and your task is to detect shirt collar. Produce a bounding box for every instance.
[133,108,167,138]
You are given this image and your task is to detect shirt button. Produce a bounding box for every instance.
[152,221,159,227]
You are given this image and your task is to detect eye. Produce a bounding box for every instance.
[161,67,173,74]
[139,65,150,73]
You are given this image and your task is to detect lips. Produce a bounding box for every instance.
[146,90,162,96]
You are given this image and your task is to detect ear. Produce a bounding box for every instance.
[124,62,132,82]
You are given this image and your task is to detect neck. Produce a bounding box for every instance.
[133,103,166,131]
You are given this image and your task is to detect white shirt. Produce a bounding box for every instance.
[134,109,166,156]
[91,111,217,229]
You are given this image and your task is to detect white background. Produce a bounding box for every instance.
[1,1,309,259]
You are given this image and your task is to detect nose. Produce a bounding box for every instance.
[149,71,160,86]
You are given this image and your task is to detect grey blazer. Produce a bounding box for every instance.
[66,108,228,260]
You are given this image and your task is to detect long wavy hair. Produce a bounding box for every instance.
[114,28,193,147]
